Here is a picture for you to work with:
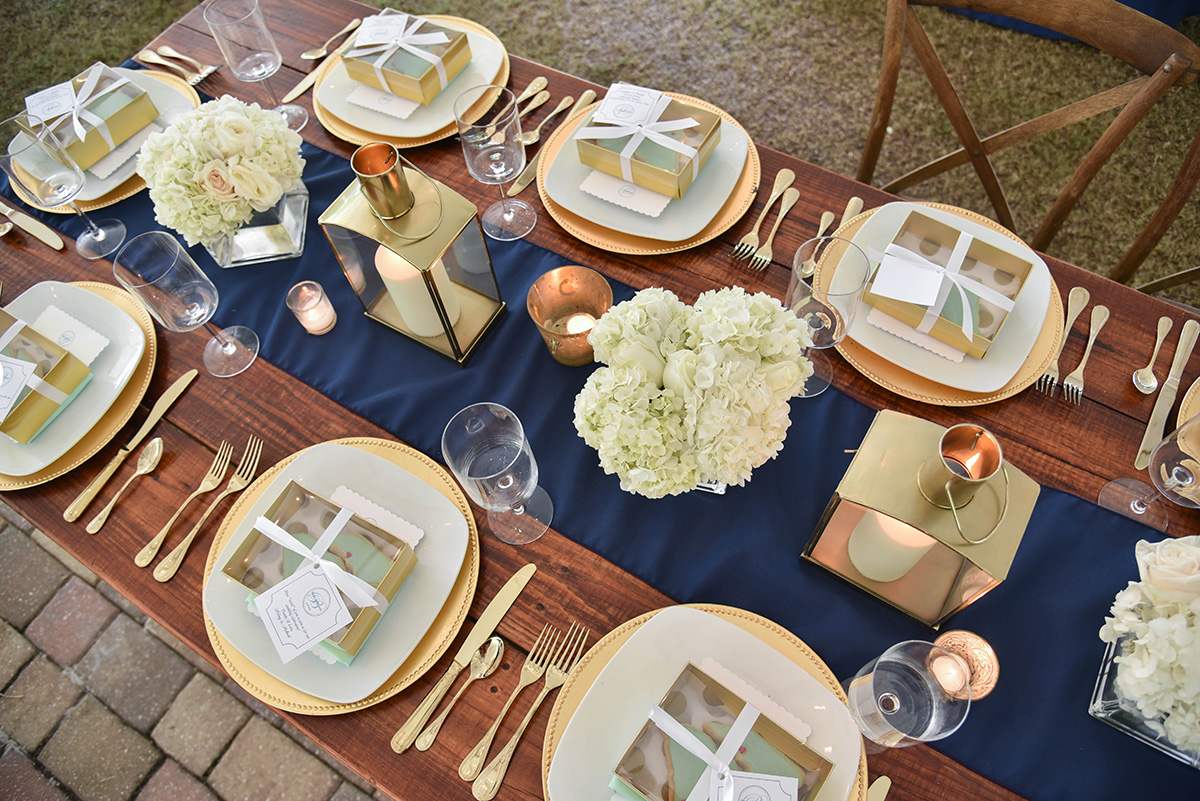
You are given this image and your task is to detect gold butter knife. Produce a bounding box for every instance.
[1135,318,1199,469]
[0,198,64,251]
[391,563,536,753]
[282,24,360,103]
[507,89,597,197]
[63,370,198,522]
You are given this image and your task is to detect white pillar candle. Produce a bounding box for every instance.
[846,511,937,583]
[374,247,461,338]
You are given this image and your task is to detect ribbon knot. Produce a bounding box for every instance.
[252,508,389,612]
[576,95,702,184]
[347,14,451,93]
[647,701,760,801]
[44,64,128,150]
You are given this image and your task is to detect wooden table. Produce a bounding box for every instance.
[3,1,1199,800]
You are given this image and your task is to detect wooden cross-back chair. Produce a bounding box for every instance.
[857,0,1200,284]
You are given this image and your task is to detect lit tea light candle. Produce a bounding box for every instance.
[846,511,937,583]
[564,312,597,335]
[374,247,461,338]
[285,281,337,335]
[929,654,968,694]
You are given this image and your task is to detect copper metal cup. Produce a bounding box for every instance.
[351,142,414,219]
[526,266,613,366]
[917,424,1003,510]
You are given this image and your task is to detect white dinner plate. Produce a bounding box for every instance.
[546,606,861,801]
[838,201,1051,393]
[0,282,146,477]
[543,114,749,242]
[203,442,469,703]
[74,68,199,201]
[314,21,506,140]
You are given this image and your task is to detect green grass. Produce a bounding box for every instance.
[6,1,1200,304]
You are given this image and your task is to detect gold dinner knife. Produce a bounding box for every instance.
[507,89,597,197]
[282,25,360,103]
[63,370,198,522]
[0,198,64,251]
[1136,318,1200,469]
[391,563,536,753]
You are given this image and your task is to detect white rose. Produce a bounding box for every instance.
[1136,536,1200,597]
[615,338,666,387]
[663,350,699,398]
[196,160,237,201]
[230,160,282,210]
[212,111,256,157]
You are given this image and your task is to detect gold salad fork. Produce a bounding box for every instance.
[1061,304,1109,405]
[134,441,232,567]
[156,45,220,81]
[1036,285,1089,395]
[136,50,206,86]
[731,169,794,260]
[153,437,263,582]
[748,187,801,271]
[459,625,555,781]
[472,622,589,800]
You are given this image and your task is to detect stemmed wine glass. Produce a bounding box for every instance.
[786,236,872,397]
[453,85,536,241]
[442,402,553,545]
[114,231,259,378]
[1098,414,1200,531]
[0,112,125,260]
[204,0,308,131]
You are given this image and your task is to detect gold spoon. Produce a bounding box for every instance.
[0,222,12,237]
[1134,316,1173,394]
[520,96,574,145]
[415,636,504,751]
[301,18,362,60]
[86,438,163,534]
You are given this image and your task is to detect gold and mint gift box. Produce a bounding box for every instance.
[611,663,833,801]
[862,210,1033,359]
[342,13,472,105]
[575,93,722,200]
[221,480,418,665]
[0,309,92,445]
[37,63,158,171]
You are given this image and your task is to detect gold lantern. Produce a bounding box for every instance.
[802,409,1040,628]
[318,143,504,364]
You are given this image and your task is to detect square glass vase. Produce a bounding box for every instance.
[205,181,309,269]
[1089,637,1200,769]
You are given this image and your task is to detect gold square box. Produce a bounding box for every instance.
[343,18,472,105]
[0,309,92,445]
[46,63,158,171]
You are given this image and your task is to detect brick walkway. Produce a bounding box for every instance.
[0,500,388,801]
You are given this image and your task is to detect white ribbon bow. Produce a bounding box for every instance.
[874,233,1016,341]
[576,95,701,183]
[47,64,128,149]
[252,509,388,612]
[647,702,760,801]
[347,14,451,92]
[0,319,69,405]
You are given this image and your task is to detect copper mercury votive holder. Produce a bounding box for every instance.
[526,265,613,366]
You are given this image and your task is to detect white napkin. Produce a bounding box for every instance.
[330,485,425,548]
[347,83,420,120]
[30,306,109,366]
[867,307,966,363]
[87,122,161,180]
[579,169,672,217]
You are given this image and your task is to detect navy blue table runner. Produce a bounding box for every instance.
[7,117,1199,801]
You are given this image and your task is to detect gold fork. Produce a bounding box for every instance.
[136,50,205,86]
[1037,285,1089,395]
[1061,304,1109,405]
[152,437,263,582]
[459,624,555,781]
[133,441,232,568]
[156,45,220,81]
[472,622,589,800]
[732,169,794,260]
[748,187,801,271]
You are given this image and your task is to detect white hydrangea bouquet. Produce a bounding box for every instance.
[1099,535,1200,756]
[136,95,305,246]
[573,286,813,499]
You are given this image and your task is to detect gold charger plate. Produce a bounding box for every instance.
[817,202,1063,406]
[542,603,868,801]
[17,72,200,213]
[536,95,761,256]
[202,436,479,715]
[0,282,156,491]
[313,15,510,149]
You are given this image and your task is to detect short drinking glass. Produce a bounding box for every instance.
[844,639,971,752]
[453,85,536,241]
[114,231,259,378]
[442,402,552,545]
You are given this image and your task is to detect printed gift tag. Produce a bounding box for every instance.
[346,83,420,120]
[0,354,37,419]
[355,13,409,46]
[730,771,801,801]
[253,564,353,664]
[579,169,672,217]
[25,81,75,122]
[592,83,663,127]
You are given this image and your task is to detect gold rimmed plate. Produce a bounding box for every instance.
[202,436,480,715]
[818,202,1063,406]
[312,15,510,149]
[0,282,157,491]
[536,94,761,256]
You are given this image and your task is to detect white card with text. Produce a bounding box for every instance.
[0,354,37,420]
[730,771,800,801]
[592,83,663,127]
[253,564,353,664]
